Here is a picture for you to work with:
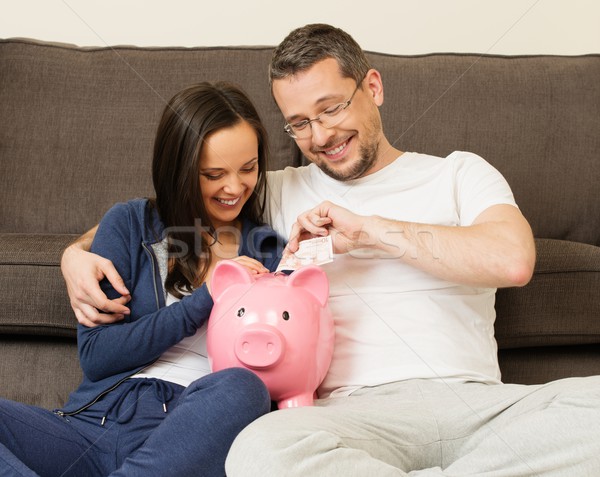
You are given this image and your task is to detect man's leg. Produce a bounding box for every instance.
[226,380,445,476]
[436,376,600,477]
[227,377,600,477]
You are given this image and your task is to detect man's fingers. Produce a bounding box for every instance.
[287,223,303,252]
[298,212,330,235]
[98,259,130,296]
[75,280,130,315]
[73,307,97,328]
[73,303,126,328]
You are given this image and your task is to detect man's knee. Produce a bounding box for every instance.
[226,410,298,476]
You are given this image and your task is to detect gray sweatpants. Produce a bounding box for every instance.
[226,376,600,476]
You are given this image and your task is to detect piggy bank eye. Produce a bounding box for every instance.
[237,308,245,318]
[282,311,290,321]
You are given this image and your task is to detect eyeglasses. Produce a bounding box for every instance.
[283,77,364,139]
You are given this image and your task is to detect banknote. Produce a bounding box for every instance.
[276,235,334,272]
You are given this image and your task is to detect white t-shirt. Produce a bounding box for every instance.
[265,151,517,397]
[134,240,211,387]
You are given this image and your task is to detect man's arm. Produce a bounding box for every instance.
[288,201,535,289]
[61,225,131,326]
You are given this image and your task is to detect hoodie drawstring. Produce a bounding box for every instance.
[101,378,174,426]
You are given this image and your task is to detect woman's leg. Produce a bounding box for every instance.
[110,368,270,477]
[0,399,105,477]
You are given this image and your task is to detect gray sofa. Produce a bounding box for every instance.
[1,38,599,410]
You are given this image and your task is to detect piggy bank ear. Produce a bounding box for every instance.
[286,265,329,307]
[211,260,254,300]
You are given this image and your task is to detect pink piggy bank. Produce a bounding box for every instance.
[207,260,334,409]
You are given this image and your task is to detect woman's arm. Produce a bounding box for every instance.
[75,202,212,381]
[78,286,213,382]
[61,225,130,326]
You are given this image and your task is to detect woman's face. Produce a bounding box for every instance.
[198,120,259,229]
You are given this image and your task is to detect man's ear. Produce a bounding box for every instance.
[364,68,384,107]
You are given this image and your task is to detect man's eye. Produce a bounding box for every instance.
[323,103,344,116]
[291,120,309,131]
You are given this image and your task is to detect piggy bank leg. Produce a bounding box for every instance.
[278,393,314,409]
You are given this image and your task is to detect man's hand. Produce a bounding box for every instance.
[287,200,535,289]
[287,201,370,254]
[61,240,130,327]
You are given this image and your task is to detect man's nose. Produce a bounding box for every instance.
[309,121,336,146]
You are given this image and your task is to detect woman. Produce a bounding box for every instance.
[0,82,284,476]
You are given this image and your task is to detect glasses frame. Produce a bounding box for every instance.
[283,76,365,139]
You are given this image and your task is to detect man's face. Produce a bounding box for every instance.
[273,58,384,182]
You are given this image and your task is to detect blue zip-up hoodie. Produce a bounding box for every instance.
[58,198,284,414]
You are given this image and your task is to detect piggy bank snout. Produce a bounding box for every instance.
[234,326,286,369]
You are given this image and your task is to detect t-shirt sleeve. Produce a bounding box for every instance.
[450,151,518,226]
[264,169,287,235]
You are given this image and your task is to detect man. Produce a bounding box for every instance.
[62,24,600,476]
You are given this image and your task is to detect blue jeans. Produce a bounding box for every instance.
[0,368,270,477]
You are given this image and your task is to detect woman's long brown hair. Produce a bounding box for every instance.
[151,82,269,298]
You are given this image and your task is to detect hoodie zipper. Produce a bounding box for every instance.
[56,241,163,422]
[142,241,161,310]
[54,371,137,419]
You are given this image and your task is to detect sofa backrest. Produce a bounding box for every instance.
[0,39,301,235]
[371,52,600,246]
[1,39,599,246]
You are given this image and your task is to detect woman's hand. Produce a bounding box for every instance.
[231,255,270,276]
[205,256,269,295]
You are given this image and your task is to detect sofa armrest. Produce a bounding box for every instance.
[495,238,600,349]
[0,233,78,337]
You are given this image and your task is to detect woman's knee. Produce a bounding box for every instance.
[184,367,270,415]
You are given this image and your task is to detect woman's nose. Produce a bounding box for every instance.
[223,174,244,194]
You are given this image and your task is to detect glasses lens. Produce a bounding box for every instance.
[319,103,350,129]
[287,123,311,139]
[285,87,356,139]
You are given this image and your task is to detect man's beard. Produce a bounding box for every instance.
[316,141,379,181]
[310,113,382,182]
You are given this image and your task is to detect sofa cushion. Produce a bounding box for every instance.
[499,344,600,384]
[0,336,81,409]
[495,238,600,348]
[0,233,77,337]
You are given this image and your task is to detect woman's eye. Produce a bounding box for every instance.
[201,173,223,181]
[240,165,257,174]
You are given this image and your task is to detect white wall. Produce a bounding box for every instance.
[2,0,599,55]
